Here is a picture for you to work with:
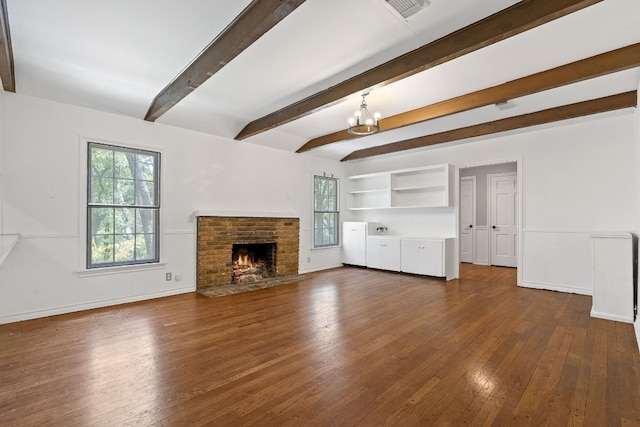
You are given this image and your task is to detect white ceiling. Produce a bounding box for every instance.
[5,0,640,161]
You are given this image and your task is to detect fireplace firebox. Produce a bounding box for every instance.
[231,243,277,283]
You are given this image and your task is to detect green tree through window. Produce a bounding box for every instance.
[88,142,160,268]
[314,175,339,247]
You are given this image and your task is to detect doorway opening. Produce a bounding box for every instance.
[458,161,519,270]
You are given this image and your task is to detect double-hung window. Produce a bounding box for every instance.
[87,142,160,268]
[313,175,339,248]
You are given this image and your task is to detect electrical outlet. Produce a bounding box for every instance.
[307,256,311,263]
[166,272,172,281]
[175,274,181,282]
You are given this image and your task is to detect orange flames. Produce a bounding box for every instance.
[235,254,252,267]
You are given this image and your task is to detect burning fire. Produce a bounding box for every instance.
[232,246,268,283]
[235,254,252,266]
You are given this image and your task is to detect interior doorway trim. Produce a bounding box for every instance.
[459,176,476,264]
[457,157,523,286]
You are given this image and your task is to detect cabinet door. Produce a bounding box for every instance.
[342,222,367,266]
[401,239,444,276]
[367,237,401,271]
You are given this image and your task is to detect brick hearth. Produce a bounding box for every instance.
[196,216,300,289]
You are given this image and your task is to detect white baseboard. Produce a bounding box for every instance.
[635,320,640,353]
[298,263,344,274]
[519,281,592,296]
[0,286,195,325]
[473,261,490,266]
[590,310,634,324]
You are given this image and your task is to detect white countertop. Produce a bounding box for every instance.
[367,235,454,240]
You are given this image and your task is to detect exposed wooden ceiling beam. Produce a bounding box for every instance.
[300,43,640,153]
[341,91,637,162]
[144,0,306,122]
[236,0,602,140]
[0,0,15,92]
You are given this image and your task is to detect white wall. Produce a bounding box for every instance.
[0,89,3,236]
[1,91,637,328]
[0,92,345,323]
[345,110,637,297]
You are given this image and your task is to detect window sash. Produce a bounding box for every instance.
[314,175,339,248]
[87,142,160,268]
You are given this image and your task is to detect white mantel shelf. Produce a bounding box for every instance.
[0,234,20,266]
[193,210,299,218]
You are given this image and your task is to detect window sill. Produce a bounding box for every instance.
[311,245,342,252]
[78,262,166,277]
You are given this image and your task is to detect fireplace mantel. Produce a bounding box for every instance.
[194,210,298,219]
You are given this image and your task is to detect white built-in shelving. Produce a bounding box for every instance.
[346,164,453,210]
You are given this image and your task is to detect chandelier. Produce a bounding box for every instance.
[347,93,381,136]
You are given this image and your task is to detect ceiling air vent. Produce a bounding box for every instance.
[495,100,516,111]
[384,0,430,19]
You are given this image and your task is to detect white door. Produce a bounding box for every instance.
[459,177,475,263]
[490,173,517,267]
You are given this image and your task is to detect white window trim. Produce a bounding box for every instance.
[77,136,166,275]
[312,172,340,249]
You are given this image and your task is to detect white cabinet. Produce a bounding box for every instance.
[401,239,443,276]
[347,164,453,210]
[401,238,455,280]
[366,236,401,272]
[342,222,368,266]
[362,236,456,280]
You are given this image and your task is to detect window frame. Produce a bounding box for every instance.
[86,141,161,269]
[313,174,340,248]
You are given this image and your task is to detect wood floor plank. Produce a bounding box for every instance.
[1,264,639,426]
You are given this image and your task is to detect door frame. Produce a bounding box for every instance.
[487,172,517,267]
[457,158,523,286]
[459,176,476,264]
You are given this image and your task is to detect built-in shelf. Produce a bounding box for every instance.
[346,164,453,210]
[348,189,388,194]
[0,234,20,266]
[391,185,446,192]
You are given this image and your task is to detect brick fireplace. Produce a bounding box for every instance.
[196,215,300,289]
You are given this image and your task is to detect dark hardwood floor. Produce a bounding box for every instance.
[1,264,639,426]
